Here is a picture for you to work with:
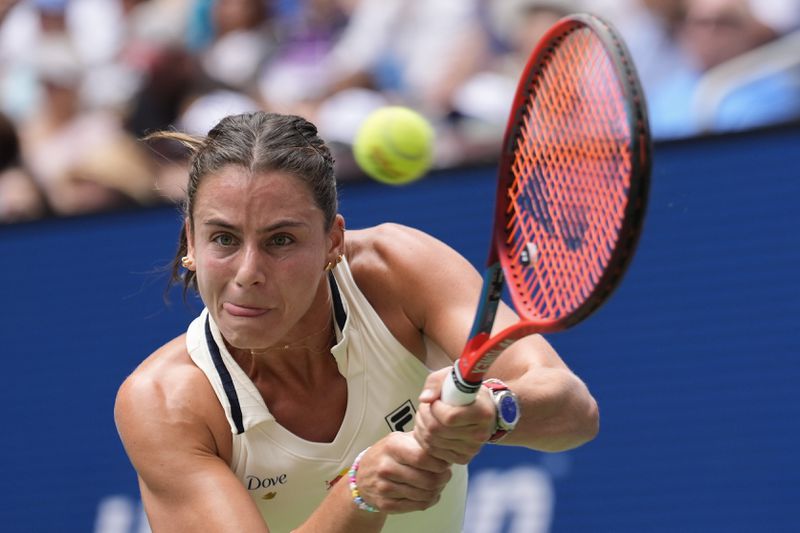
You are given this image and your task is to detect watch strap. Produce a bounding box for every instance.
[482,379,515,443]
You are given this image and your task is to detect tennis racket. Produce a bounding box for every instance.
[442,13,652,405]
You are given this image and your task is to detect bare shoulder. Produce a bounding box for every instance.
[344,222,425,261]
[114,335,231,468]
[345,223,477,287]
[344,223,481,359]
[115,338,268,530]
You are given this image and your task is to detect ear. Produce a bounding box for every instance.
[184,218,196,264]
[326,214,345,259]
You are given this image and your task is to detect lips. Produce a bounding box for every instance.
[223,302,269,318]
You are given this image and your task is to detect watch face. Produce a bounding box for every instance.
[498,394,519,426]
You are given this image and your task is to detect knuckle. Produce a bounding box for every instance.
[453,453,471,465]
[378,499,398,513]
[439,410,458,426]
[426,415,443,432]
[441,467,453,483]
[435,474,451,489]
[373,478,391,493]
[467,441,484,454]
[424,494,442,509]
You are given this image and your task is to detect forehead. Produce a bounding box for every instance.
[192,166,321,222]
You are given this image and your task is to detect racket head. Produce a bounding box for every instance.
[494,13,651,333]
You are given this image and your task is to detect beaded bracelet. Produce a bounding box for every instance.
[348,447,380,513]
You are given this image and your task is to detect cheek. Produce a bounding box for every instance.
[193,257,230,301]
[278,255,322,293]
[274,254,325,307]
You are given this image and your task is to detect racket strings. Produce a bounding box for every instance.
[506,27,634,321]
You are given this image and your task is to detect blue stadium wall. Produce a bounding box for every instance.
[1,124,798,532]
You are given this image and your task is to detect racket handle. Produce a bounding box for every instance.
[441,364,481,406]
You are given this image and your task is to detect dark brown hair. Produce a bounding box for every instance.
[147,112,337,293]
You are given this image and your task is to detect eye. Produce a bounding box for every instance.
[270,234,295,247]
[212,233,237,247]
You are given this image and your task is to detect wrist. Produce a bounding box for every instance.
[482,379,521,443]
[348,447,380,513]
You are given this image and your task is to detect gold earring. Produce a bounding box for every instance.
[181,256,194,268]
[324,253,344,272]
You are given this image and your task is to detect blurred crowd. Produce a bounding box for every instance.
[0,0,799,224]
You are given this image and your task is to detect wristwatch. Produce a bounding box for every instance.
[482,379,520,443]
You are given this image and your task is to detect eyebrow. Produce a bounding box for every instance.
[202,217,309,233]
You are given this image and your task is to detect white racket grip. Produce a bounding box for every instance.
[441,365,479,406]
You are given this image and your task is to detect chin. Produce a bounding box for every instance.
[215,316,271,351]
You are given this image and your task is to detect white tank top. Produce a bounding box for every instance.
[185,257,467,533]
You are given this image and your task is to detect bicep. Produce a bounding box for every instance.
[393,230,567,375]
[115,378,269,533]
[138,453,267,533]
[392,230,487,361]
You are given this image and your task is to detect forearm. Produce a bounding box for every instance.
[294,476,387,533]
[500,366,599,452]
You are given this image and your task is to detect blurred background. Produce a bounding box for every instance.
[0,0,798,531]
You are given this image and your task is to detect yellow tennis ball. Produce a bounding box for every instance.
[353,106,434,185]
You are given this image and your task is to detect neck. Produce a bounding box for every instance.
[250,318,335,357]
[233,318,338,389]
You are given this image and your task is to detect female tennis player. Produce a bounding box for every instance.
[114,112,598,533]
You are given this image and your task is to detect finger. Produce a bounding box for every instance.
[412,407,430,448]
[414,403,491,464]
[381,465,452,497]
[359,476,442,514]
[415,404,483,447]
[428,388,496,429]
[374,493,443,514]
[401,436,453,473]
[361,470,444,503]
[418,435,485,465]
[359,441,452,510]
[386,431,452,473]
[418,367,450,403]
[430,401,492,428]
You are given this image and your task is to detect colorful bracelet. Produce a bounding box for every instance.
[348,447,380,513]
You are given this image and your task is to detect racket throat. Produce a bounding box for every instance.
[445,337,515,406]
[450,363,482,394]
[459,337,515,383]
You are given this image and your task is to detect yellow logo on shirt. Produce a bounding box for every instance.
[326,466,350,490]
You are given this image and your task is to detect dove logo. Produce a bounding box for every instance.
[246,474,287,490]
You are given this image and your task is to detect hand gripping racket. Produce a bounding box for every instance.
[442,13,652,405]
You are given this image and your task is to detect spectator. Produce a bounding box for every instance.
[257,0,353,117]
[0,110,48,223]
[83,0,192,116]
[437,0,583,164]
[591,0,691,103]
[18,36,159,216]
[0,0,122,120]
[647,0,800,138]
[270,0,485,148]
[196,0,280,95]
[161,0,278,155]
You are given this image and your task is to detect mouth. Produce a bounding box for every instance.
[223,302,269,318]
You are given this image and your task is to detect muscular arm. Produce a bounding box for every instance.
[114,356,270,533]
[350,223,599,455]
[115,338,450,532]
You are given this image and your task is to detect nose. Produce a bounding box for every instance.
[234,246,266,287]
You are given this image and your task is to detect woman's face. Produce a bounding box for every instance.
[186,165,342,350]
